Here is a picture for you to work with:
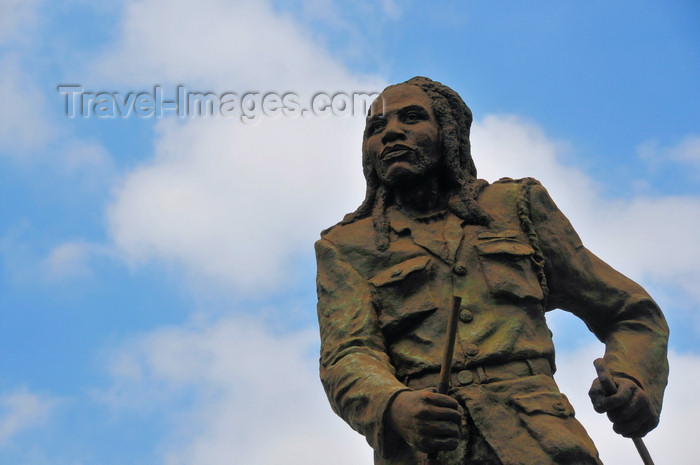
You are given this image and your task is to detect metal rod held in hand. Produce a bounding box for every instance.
[593,358,655,465]
[426,296,462,464]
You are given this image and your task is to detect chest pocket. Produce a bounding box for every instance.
[476,235,544,302]
[369,255,438,333]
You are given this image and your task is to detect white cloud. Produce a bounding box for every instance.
[108,115,369,293]
[0,55,55,153]
[671,136,700,165]
[0,55,113,179]
[0,0,115,169]
[381,0,402,20]
[60,140,113,175]
[103,316,373,465]
[0,388,56,444]
[584,195,700,301]
[472,114,596,215]
[638,135,700,176]
[102,0,382,293]
[1,226,112,286]
[0,0,38,45]
[93,0,378,91]
[41,241,97,280]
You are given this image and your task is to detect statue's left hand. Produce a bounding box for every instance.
[588,376,659,438]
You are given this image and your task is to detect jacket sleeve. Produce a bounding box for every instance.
[315,237,409,457]
[527,180,669,416]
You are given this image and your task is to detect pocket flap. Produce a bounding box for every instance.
[476,239,534,256]
[379,299,438,332]
[369,256,431,287]
[477,230,520,240]
[510,391,575,418]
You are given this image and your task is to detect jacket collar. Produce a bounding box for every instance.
[387,206,464,264]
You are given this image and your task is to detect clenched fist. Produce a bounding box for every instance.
[589,371,659,438]
[387,389,462,453]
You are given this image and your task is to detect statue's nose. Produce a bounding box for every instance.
[381,120,406,144]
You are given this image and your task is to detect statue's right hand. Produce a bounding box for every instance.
[388,389,461,453]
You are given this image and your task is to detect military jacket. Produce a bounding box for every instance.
[315,178,669,462]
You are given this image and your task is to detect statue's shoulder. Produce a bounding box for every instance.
[477,177,547,222]
[318,215,375,250]
[486,176,543,189]
[478,176,542,203]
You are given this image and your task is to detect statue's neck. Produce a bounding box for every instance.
[391,172,451,218]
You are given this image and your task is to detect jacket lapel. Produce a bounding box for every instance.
[388,207,464,265]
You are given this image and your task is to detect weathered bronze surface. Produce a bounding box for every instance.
[315,77,669,465]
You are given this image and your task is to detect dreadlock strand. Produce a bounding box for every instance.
[372,187,390,251]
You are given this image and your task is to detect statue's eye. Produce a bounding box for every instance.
[368,119,386,135]
[403,111,421,123]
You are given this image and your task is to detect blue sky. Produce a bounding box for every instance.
[1,1,698,464]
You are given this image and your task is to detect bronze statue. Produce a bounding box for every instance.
[315,77,668,465]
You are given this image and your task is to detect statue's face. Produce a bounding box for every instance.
[364,84,440,187]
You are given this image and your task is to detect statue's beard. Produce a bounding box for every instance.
[374,149,441,189]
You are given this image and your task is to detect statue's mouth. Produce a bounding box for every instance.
[381,144,413,161]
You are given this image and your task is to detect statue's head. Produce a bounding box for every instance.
[338,77,488,248]
[361,76,476,191]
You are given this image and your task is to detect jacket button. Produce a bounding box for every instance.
[459,309,474,322]
[465,345,479,356]
[452,263,467,275]
[457,370,474,385]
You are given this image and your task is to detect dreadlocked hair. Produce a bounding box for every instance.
[340,76,491,251]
